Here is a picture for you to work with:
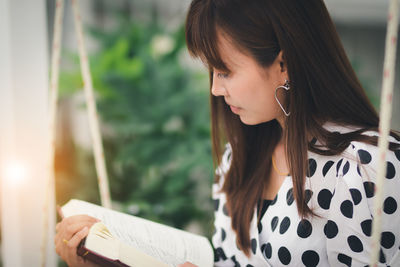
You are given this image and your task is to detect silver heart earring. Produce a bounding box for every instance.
[274,80,291,117]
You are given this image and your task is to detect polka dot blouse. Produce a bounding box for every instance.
[212,123,400,266]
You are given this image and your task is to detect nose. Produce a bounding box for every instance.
[211,73,228,97]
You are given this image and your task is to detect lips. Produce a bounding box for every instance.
[225,100,241,114]
[229,105,241,114]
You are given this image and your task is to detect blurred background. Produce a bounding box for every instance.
[0,0,399,266]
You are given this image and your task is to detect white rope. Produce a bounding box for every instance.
[70,0,112,209]
[370,0,399,265]
[41,0,112,265]
[41,0,64,266]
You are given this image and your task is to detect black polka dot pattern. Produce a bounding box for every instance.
[336,158,343,177]
[383,196,397,214]
[340,200,354,218]
[379,249,386,263]
[324,220,338,239]
[386,161,396,179]
[357,164,362,176]
[297,219,312,238]
[305,189,313,204]
[257,222,262,234]
[301,250,320,267]
[279,217,291,234]
[322,160,335,177]
[317,189,333,210]
[214,199,220,211]
[286,188,294,205]
[307,158,317,177]
[214,247,227,262]
[358,149,372,164]
[350,188,362,205]
[278,247,291,265]
[342,161,350,176]
[363,182,375,198]
[251,238,257,254]
[210,135,400,266]
[347,235,363,252]
[271,216,279,232]
[221,228,226,241]
[395,149,400,161]
[338,253,352,266]
[231,255,240,267]
[262,242,272,259]
[381,231,395,249]
[222,204,229,216]
[343,161,350,175]
[361,219,372,237]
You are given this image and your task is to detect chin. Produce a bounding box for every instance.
[239,116,265,126]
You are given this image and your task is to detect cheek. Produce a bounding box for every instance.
[251,83,282,120]
[229,73,277,110]
[249,81,276,107]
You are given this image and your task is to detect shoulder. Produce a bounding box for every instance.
[315,122,400,182]
[313,123,400,220]
[307,123,400,215]
[340,129,400,185]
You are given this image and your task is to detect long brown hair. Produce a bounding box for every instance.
[185,0,400,256]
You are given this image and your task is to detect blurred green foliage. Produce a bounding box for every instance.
[56,13,214,240]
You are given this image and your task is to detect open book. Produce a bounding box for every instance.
[61,199,214,267]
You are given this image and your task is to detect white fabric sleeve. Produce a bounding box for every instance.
[326,139,400,266]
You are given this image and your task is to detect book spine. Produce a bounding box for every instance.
[77,239,130,267]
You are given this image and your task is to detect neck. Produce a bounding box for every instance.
[275,118,315,146]
[276,116,285,131]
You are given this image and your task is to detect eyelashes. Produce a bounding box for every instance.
[212,67,231,79]
[217,72,229,78]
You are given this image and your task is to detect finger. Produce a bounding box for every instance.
[64,228,89,265]
[58,215,99,238]
[56,215,99,253]
[54,232,65,259]
[54,229,63,250]
[67,226,89,250]
[64,221,97,241]
[56,205,65,220]
[63,214,100,225]
[177,262,198,267]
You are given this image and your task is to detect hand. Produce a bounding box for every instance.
[54,206,101,267]
[178,262,198,267]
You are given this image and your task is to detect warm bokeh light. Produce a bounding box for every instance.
[3,161,28,185]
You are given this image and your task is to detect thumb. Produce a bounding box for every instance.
[178,262,197,267]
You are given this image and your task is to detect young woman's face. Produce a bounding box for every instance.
[211,34,288,126]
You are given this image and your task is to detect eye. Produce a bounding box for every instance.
[217,72,229,78]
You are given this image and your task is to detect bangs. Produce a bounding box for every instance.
[185,1,229,72]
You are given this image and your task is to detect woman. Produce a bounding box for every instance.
[185,0,400,265]
[55,0,400,266]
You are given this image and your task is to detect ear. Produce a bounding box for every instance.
[277,51,286,73]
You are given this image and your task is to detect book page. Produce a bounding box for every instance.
[84,222,120,260]
[62,199,214,267]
